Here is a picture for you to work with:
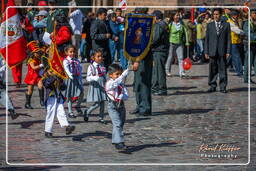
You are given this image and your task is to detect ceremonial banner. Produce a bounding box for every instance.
[48,40,68,80]
[124,14,155,62]
[0,0,27,68]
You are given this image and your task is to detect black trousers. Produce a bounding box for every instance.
[208,55,228,89]
[152,51,167,93]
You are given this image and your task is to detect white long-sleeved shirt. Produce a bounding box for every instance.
[105,69,129,102]
[86,62,106,82]
[69,9,84,35]
[0,59,6,82]
[63,56,82,82]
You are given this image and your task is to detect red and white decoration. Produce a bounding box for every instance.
[0,0,27,68]
[119,0,127,10]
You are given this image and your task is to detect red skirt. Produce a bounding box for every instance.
[24,66,41,85]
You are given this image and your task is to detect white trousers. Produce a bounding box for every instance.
[45,97,69,133]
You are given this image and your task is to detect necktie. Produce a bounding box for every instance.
[117,85,123,96]
[216,22,221,35]
[97,65,103,76]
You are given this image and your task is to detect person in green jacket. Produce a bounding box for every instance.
[46,0,65,33]
[243,8,256,84]
[165,11,189,78]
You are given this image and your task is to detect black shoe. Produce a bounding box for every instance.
[66,125,75,135]
[207,87,216,93]
[130,109,139,115]
[115,142,126,150]
[25,93,33,109]
[8,109,19,120]
[83,109,89,122]
[45,132,53,138]
[98,119,107,124]
[220,88,227,93]
[75,107,83,116]
[68,113,77,118]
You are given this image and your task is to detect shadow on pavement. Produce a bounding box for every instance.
[65,131,112,141]
[168,90,209,95]
[0,166,61,171]
[8,89,26,93]
[0,113,31,118]
[152,108,214,116]
[167,86,197,90]
[119,142,180,154]
[0,119,45,128]
[229,87,256,92]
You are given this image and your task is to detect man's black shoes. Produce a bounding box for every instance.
[45,132,53,138]
[66,125,75,135]
[220,88,227,93]
[115,142,126,150]
[207,87,216,93]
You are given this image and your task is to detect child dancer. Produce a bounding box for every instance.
[43,69,75,138]
[84,49,107,124]
[24,41,44,109]
[105,64,129,150]
[63,45,84,118]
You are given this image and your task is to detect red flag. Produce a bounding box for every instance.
[0,0,27,68]
[48,39,68,80]
[190,8,195,24]
[1,0,5,13]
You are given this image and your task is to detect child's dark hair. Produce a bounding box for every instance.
[64,44,76,53]
[97,8,107,17]
[91,49,103,57]
[108,63,123,75]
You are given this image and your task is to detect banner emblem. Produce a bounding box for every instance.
[124,14,155,62]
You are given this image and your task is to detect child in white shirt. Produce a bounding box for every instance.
[105,64,129,150]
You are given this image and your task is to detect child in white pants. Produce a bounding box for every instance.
[43,69,75,138]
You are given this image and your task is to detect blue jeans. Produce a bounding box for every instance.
[80,38,87,60]
[109,39,117,63]
[196,39,204,59]
[231,44,243,75]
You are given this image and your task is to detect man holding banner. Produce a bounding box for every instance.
[124,8,154,116]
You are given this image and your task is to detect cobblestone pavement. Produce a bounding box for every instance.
[0,62,255,170]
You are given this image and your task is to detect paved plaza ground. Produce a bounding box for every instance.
[0,62,255,170]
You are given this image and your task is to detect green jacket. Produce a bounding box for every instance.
[182,19,196,43]
[243,19,256,44]
[168,22,189,46]
[46,9,65,33]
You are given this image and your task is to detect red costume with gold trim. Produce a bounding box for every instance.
[24,41,42,85]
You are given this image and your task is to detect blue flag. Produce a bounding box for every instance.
[124,14,155,62]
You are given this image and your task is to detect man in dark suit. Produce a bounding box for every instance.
[151,10,169,96]
[130,8,153,116]
[90,8,112,67]
[205,8,231,93]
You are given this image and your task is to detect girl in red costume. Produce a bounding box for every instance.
[50,15,72,61]
[24,41,44,109]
